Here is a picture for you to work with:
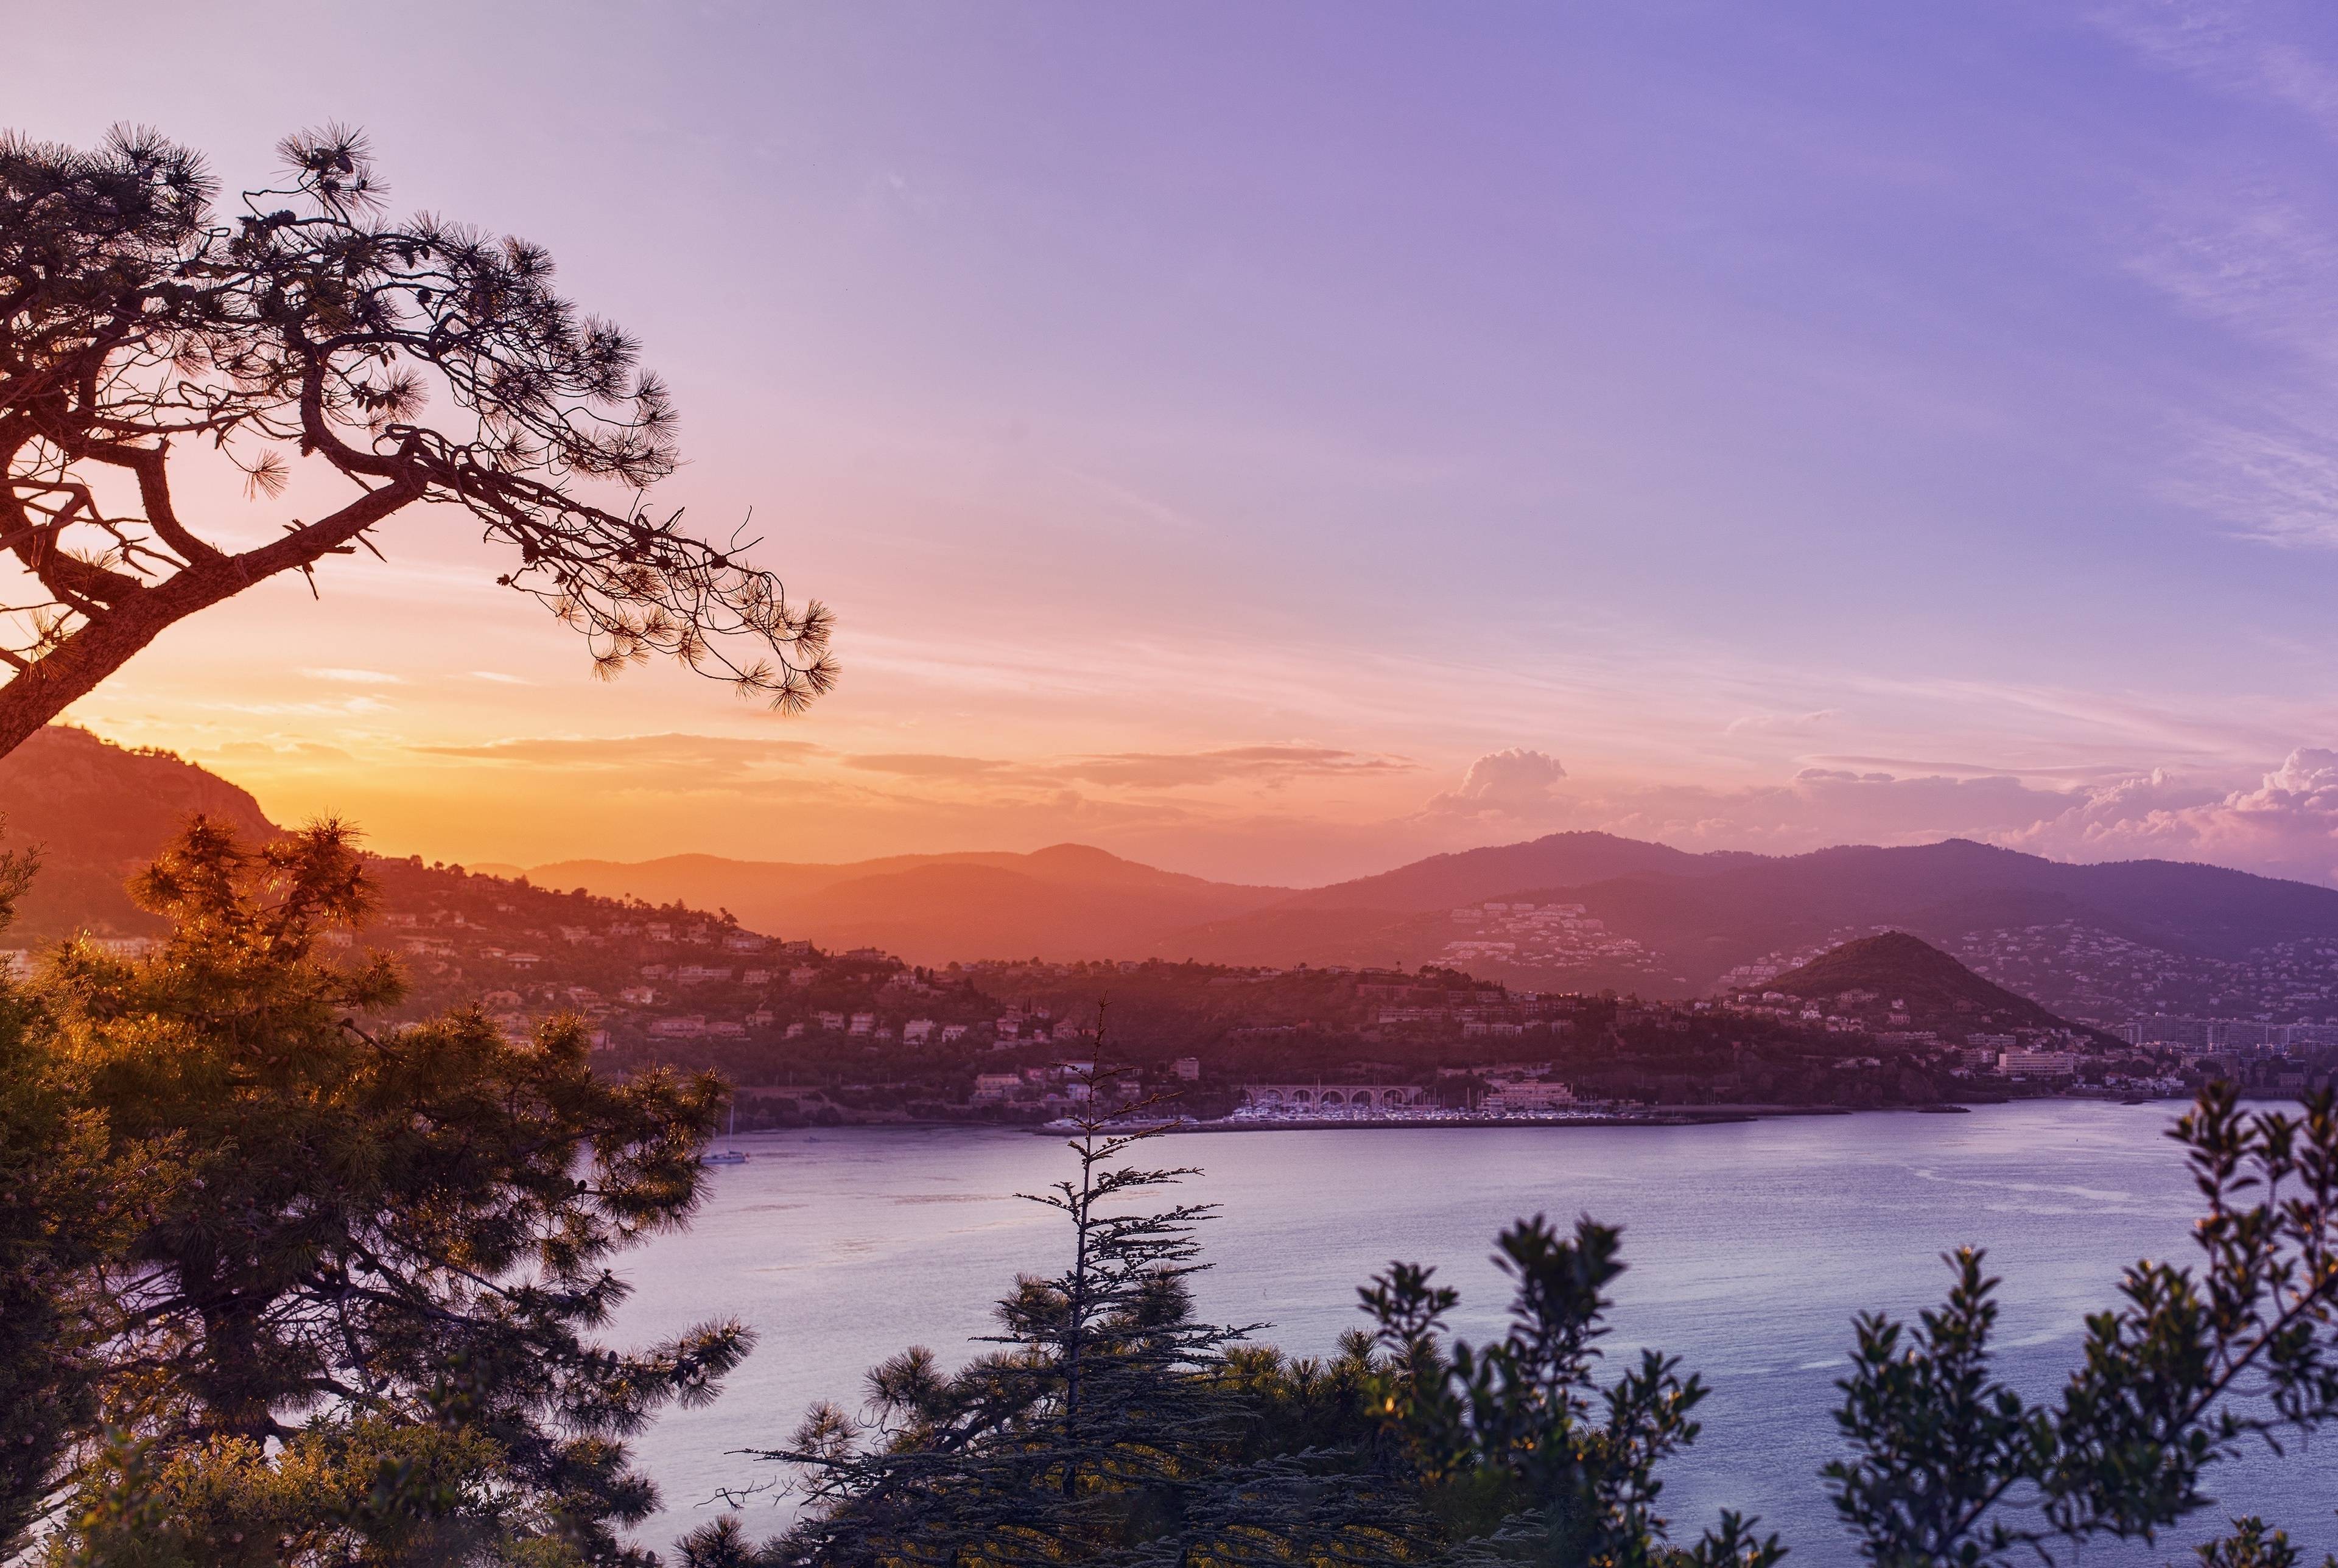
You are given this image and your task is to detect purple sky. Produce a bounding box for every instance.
[20,2,2338,884]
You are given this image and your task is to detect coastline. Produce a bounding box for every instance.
[1066,1103,1875,1136]
[1156,1112,1756,1134]
[1037,1097,2203,1136]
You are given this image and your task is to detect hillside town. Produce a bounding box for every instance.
[8,850,2331,1124]
[140,859,2338,1121]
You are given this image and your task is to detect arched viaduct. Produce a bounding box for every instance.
[1237,1083,1427,1110]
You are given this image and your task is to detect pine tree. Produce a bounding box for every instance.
[721,1055,1256,1566]
[19,818,751,1566]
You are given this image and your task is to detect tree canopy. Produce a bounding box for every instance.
[0,124,834,755]
[693,1083,2338,1568]
[2,821,748,1564]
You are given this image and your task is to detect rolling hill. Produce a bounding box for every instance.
[1757,931,2106,1044]
[526,843,1293,964]
[14,727,2338,1027]
[1159,836,2338,1002]
[0,727,277,938]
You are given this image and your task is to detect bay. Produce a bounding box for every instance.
[613,1100,2338,1562]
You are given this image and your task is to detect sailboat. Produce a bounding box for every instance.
[703,1100,751,1166]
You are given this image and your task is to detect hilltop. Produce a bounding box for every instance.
[17,728,2338,1027]
[0,727,276,938]
[1752,931,2097,1044]
[525,844,1293,963]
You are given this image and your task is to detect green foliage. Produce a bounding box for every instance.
[1828,1084,2338,1565]
[1,819,751,1564]
[715,1065,1265,1565]
[1,125,831,755]
[16,822,2338,1564]
[707,1079,2338,1568]
[1357,1217,1780,1568]
[2190,1517,2338,1568]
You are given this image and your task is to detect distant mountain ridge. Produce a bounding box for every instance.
[525,844,1292,964]
[1269,832,1760,911]
[13,730,2338,1026]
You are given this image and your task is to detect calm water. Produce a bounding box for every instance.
[614,1102,2338,1562]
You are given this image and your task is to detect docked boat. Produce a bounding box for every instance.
[702,1149,750,1166]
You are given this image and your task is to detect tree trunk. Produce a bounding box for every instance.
[0,479,422,757]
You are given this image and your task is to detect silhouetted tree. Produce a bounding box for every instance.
[704,1083,2338,1567]
[0,831,139,1550]
[1356,1216,1782,1567]
[1827,1084,2338,1566]
[14,819,750,1565]
[710,1060,1260,1566]
[0,125,834,756]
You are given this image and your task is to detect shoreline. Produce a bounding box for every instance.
[721,1094,2214,1139]
[1037,1096,2208,1137]
[1156,1112,1755,1134]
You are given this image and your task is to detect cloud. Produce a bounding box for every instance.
[1495,746,2338,886]
[1421,748,1570,818]
[834,745,1415,790]
[1803,754,2133,782]
[1047,746,1414,790]
[302,667,404,685]
[844,754,1014,779]
[468,671,532,685]
[212,740,354,763]
[416,733,826,779]
[1724,709,1839,735]
[2096,4,2338,145]
[203,696,396,717]
[1556,769,2075,851]
[2004,748,2338,883]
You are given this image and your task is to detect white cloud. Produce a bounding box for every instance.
[1725,709,1839,735]
[1421,748,1570,819]
[2004,749,2338,883]
[301,667,404,685]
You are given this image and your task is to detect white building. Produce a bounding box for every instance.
[1999,1050,2079,1079]
[1483,1079,1576,1113]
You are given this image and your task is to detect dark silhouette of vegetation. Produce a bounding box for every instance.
[0,820,748,1564]
[0,125,834,756]
[690,1082,2338,1567]
[7,828,2338,1564]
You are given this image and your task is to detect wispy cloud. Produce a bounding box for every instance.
[843,753,1014,779]
[1724,709,1839,735]
[841,744,1416,791]
[301,668,404,685]
[2094,2,2338,144]
[416,733,827,779]
[1047,746,1416,790]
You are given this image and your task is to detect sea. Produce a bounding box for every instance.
[613,1101,2338,1563]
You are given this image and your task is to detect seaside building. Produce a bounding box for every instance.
[1481,1079,1576,1113]
[1238,1082,1426,1111]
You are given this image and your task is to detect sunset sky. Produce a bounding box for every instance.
[19,2,2338,886]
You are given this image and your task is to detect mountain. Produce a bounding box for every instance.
[1157,838,2338,1017]
[18,727,2338,1027]
[1757,931,2099,1043]
[1274,832,1755,911]
[525,843,1293,966]
[532,828,2338,1020]
[1156,832,1760,970]
[0,727,278,938]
